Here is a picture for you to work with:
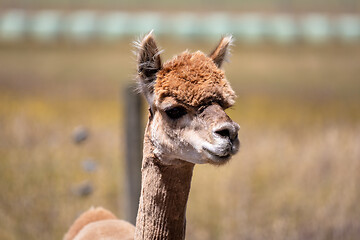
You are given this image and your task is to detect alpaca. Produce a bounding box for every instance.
[64,32,240,240]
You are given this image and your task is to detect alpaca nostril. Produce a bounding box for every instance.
[213,123,238,141]
[215,129,230,138]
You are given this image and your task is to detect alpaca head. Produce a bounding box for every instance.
[136,32,240,166]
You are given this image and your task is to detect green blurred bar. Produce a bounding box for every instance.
[0,10,359,44]
[0,10,26,41]
[300,14,332,43]
[97,12,130,40]
[266,15,298,43]
[336,15,360,43]
[232,14,265,43]
[200,13,232,38]
[30,11,62,42]
[170,13,200,37]
[64,11,97,42]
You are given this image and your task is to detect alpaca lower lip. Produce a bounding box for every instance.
[202,147,231,161]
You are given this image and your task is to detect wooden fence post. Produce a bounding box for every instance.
[123,84,143,225]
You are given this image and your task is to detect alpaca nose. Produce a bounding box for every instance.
[213,122,240,142]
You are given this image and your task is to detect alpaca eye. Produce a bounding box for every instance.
[165,107,187,120]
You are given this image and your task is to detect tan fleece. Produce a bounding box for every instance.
[63,207,134,240]
[155,51,236,108]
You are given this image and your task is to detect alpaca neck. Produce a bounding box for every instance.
[134,126,194,240]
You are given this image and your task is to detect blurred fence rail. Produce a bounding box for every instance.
[0,9,359,43]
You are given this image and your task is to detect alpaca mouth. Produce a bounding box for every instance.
[202,147,232,163]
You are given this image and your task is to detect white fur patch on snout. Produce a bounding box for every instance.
[185,130,238,164]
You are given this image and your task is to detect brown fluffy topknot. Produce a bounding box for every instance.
[154,51,236,108]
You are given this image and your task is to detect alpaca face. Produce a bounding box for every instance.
[136,32,240,165]
[149,97,240,165]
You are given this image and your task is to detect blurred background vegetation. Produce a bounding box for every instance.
[1,0,360,11]
[0,0,359,240]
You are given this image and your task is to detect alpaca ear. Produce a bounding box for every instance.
[209,35,233,68]
[135,31,162,105]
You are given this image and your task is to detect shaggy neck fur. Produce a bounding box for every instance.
[134,121,194,240]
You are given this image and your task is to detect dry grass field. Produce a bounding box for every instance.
[0,40,359,240]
